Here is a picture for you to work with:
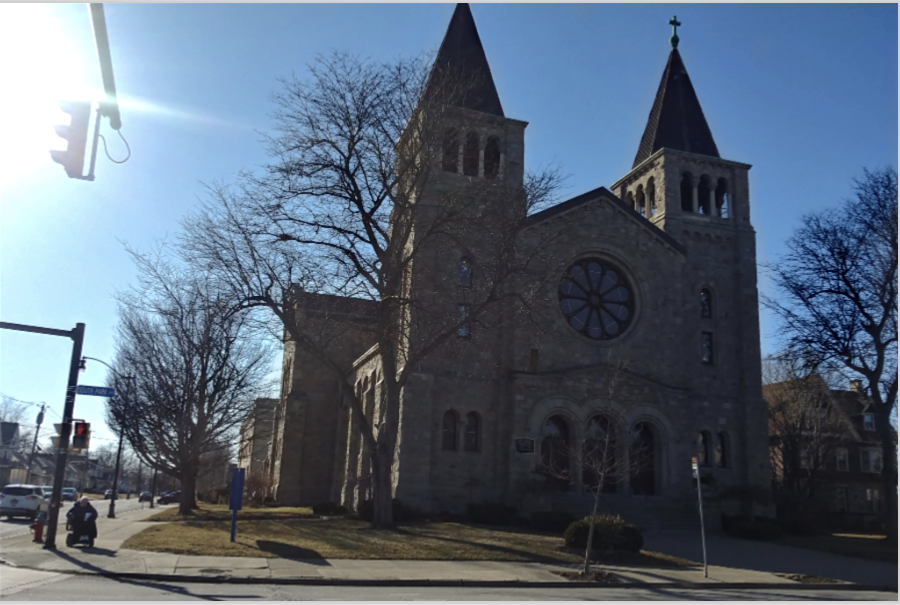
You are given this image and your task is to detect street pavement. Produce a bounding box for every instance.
[0,496,148,541]
[1,502,896,598]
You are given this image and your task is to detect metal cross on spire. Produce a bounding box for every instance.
[669,16,682,49]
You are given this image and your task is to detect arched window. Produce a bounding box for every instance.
[459,257,472,287]
[697,431,711,467]
[636,186,646,218]
[700,288,712,318]
[483,136,500,179]
[626,191,635,211]
[463,131,479,176]
[540,415,570,488]
[442,411,458,450]
[701,332,714,365]
[647,178,657,217]
[715,178,729,218]
[464,412,480,451]
[680,173,694,212]
[630,422,655,495]
[442,128,459,173]
[583,415,616,493]
[716,432,729,468]
[698,176,711,215]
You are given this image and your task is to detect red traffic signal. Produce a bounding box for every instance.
[50,101,92,179]
[72,421,91,450]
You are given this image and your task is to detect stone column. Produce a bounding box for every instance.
[709,188,716,217]
[692,185,699,213]
[478,148,485,178]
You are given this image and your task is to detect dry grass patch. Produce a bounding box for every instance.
[146,503,313,522]
[123,517,697,567]
[776,532,897,564]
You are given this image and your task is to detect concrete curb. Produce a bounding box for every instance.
[0,560,895,592]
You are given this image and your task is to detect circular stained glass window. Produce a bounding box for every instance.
[558,259,634,340]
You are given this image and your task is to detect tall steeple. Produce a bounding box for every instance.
[632,20,718,168]
[423,3,504,117]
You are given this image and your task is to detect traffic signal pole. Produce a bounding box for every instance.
[0,322,85,550]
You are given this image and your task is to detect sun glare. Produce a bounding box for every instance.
[0,4,100,186]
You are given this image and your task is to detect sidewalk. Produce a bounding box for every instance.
[0,506,892,591]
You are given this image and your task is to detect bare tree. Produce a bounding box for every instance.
[536,356,649,575]
[107,247,274,514]
[762,167,898,539]
[763,354,848,510]
[177,52,566,528]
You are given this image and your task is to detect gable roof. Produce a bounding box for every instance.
[524,186,687,256]
[633,49,719,168]
[422,3,504,117]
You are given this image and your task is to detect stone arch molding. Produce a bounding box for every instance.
[525,396,672,439]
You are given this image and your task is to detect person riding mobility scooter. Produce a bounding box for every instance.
[66,497,98,548]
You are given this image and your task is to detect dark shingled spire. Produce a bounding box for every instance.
[423,3,504,117]
[633,48,719,168]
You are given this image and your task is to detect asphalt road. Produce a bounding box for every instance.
[0,497,151,541]
[1,569,896,602]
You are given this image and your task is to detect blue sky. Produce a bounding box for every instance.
[1,3,896,449]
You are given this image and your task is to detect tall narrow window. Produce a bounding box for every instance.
[835,447,849,472]
[459,257,472,287]
[442,128,458,173]
[636,186,646,217]
[701,332,714,365]
[483,136,500,179]
[698,176,711,215]
[647,179,657,217]
[700,288,712,318]
[457,304,470,338]
[464,412,480,451]
[528,348,539,373]
[863,414,875,431]
[696,432,710,467]
[716,432,729,468]
[442,411,458,450]
[715,178,729,218]
[463,131,479,176]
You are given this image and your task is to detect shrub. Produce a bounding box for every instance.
[564,515,643,553]
[313,501,348,516]
[530,511,577,533]
[357,498,405,522]
[466,502,516,525]
[724,515,783,541]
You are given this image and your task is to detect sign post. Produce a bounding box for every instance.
[229,467,245,543]
[692,457,708,578]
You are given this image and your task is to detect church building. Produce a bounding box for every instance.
[265,4,771,529]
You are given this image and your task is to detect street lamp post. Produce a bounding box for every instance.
[80,356,132,519]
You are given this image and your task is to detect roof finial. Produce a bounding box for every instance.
[669,16,681,49]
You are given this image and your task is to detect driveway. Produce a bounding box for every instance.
[644,530,897,588]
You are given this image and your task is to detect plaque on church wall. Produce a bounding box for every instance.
[515,438,535,453]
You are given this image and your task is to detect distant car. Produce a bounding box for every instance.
[0,484,49,520]
[157,491,181,505]
[61,487,78,502]
[104,489,117,499]
[139,491,153,503]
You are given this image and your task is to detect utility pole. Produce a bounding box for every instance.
[26,404,45,483]
[108,410,124,518]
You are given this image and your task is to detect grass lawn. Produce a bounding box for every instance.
[776,532,897,564]
[123,515,695,567]
[146,503,313,522]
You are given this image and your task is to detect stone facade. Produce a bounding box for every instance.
[265,5,772,529]
[237,398,278,475]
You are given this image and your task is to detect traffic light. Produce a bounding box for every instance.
[50,101,92,179]
[72,421,91,450]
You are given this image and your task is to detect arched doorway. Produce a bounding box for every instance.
[541,415,570,489]
[630,422,655,495]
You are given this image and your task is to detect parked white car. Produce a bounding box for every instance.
[0,484,49,520]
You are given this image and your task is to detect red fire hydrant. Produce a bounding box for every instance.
[31,511,46,543]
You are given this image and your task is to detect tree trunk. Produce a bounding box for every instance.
[179,470,198,515]
[371,448,394,529]
[583,487,602,575]
[370,344,402,529]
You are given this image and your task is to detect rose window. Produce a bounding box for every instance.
[558,259,634,340]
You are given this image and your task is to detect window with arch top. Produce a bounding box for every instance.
[697,431,711,467]
[715,432,729,468]
[483,136,500,179]
[700,288,712,318]
[442,410,458,450]
[463,131,479,176]
[464,412,480,452]
[459,257,472,287]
